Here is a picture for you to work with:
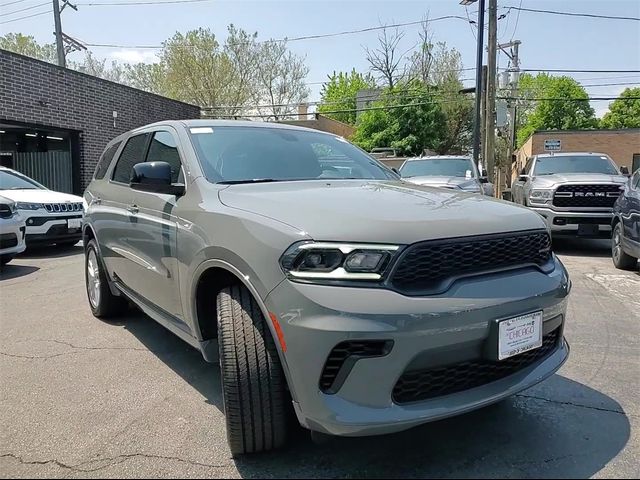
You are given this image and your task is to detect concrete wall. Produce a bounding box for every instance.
[281,114,355,138]
[0,49,200,191]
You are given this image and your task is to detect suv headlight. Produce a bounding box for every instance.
[15,202,43,210]
[528,189,553,204]
[280,242,401,282]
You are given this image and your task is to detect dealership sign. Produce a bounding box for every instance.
[544,139,561,151]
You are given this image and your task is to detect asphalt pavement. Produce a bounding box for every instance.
[0,238,638,478]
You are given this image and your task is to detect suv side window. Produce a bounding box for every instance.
[94,141,122,180]
[146,131,182,183]
[112,133,150,183]
[633,171,640,190]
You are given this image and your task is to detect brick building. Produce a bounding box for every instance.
[0,49,200,194]
[513,129,640,179]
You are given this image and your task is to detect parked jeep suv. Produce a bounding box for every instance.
[83,120,570,455]
[511,152,628,237]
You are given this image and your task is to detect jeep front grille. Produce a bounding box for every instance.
[43,203,83,213]
[552,184,621,208]
[389,230,552,295]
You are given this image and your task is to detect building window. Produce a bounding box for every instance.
[632,154,640,174]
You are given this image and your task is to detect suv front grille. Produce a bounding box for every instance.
[553,184,621,208]
[389,230,552,295]
[320,340,393,394]
[43,203,83,213]
[392,328,561,404]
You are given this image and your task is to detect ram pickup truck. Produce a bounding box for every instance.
[511,152,629,237]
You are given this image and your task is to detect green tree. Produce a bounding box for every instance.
[317,70,376,125]
[601,87,640,129]
[352,82,446,156]
[517,74,598,146]
[0,33,57,63]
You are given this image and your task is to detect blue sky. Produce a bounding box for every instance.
[2,0,639,116]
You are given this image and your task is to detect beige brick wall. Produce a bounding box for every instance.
[513,130,640,180]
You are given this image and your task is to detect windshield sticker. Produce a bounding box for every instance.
[190,127,214,134]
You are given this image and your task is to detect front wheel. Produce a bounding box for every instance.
[612,223,637,270]
[217,285,288,455]
[85,239,127,318]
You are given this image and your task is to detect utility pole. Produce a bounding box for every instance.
[484,0,498,190]
[51,0,79,68]
[501,40,521,196]
[461,0,486,170]
[480,65,488,171]
[52,0,66,67]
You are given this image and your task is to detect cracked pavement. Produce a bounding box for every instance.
[1,239,638,478]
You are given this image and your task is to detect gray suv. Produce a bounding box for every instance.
[511,152,628,237]
[83,120,571,455]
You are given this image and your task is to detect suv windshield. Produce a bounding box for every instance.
[400,158,475,178]
[0,170,45,190]
[188,126,396,183]
[534,155,619,175]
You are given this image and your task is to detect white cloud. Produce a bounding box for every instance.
[591,84,628,118]
[108,49,159,64]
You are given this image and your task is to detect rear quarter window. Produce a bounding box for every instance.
[112,134,150,183]
[94,141,122,180]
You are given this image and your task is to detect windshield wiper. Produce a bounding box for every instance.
[218,178,280,185]
[7,187,38,190]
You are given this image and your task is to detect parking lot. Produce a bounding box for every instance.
[0,239,638,479]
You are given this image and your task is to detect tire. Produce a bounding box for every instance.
[612,222,637,270]
[217,285,288,455]
[85,239,127,318]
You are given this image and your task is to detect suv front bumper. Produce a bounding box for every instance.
[530,206,613,236]
[265,256,571,436]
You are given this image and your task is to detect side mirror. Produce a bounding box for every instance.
[518,174,530,182]
[392,167,400,176]
[130,162,185,196]
[482,169,488,177]
[620,166,630,176]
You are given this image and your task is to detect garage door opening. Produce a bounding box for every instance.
[0,123,78,194]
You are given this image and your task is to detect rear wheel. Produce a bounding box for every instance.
[612,223,637,270]
[217,285,288,455]
[85,239,127,318]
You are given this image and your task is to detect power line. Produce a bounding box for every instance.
[504,5,640,22]
[522,69,640,74]
[0,0,49,17]
[0,0,34,6]
[0,8,50,24]
[502,96,640,101]
[78,0,213,5]
[509,0,523,40]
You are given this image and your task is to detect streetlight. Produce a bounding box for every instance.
[460,0,485,169]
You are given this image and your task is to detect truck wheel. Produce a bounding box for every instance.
[612,223,637,270]
[217,285,287,455]
[85,239,127,318]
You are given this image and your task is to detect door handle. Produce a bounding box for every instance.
[127,205,139,214]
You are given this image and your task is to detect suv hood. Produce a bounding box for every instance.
[404,176,479,190]
[0,189,83,204]
[218,180,545,244]
[531,173,628,188]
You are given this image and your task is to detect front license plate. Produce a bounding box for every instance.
[498,311,543,360]
[578,224,599,236]
[68,218,82,230]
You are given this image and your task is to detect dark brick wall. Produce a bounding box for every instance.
[0,49,200,191]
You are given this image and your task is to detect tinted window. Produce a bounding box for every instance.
[633,171,640,189]
[94,142,121,180]
[147,131,181,183]
[112,134,149,183]
[400,158,475,178]
[189,126,394,183]
[0,170,45,190]
[533,155,619,176]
